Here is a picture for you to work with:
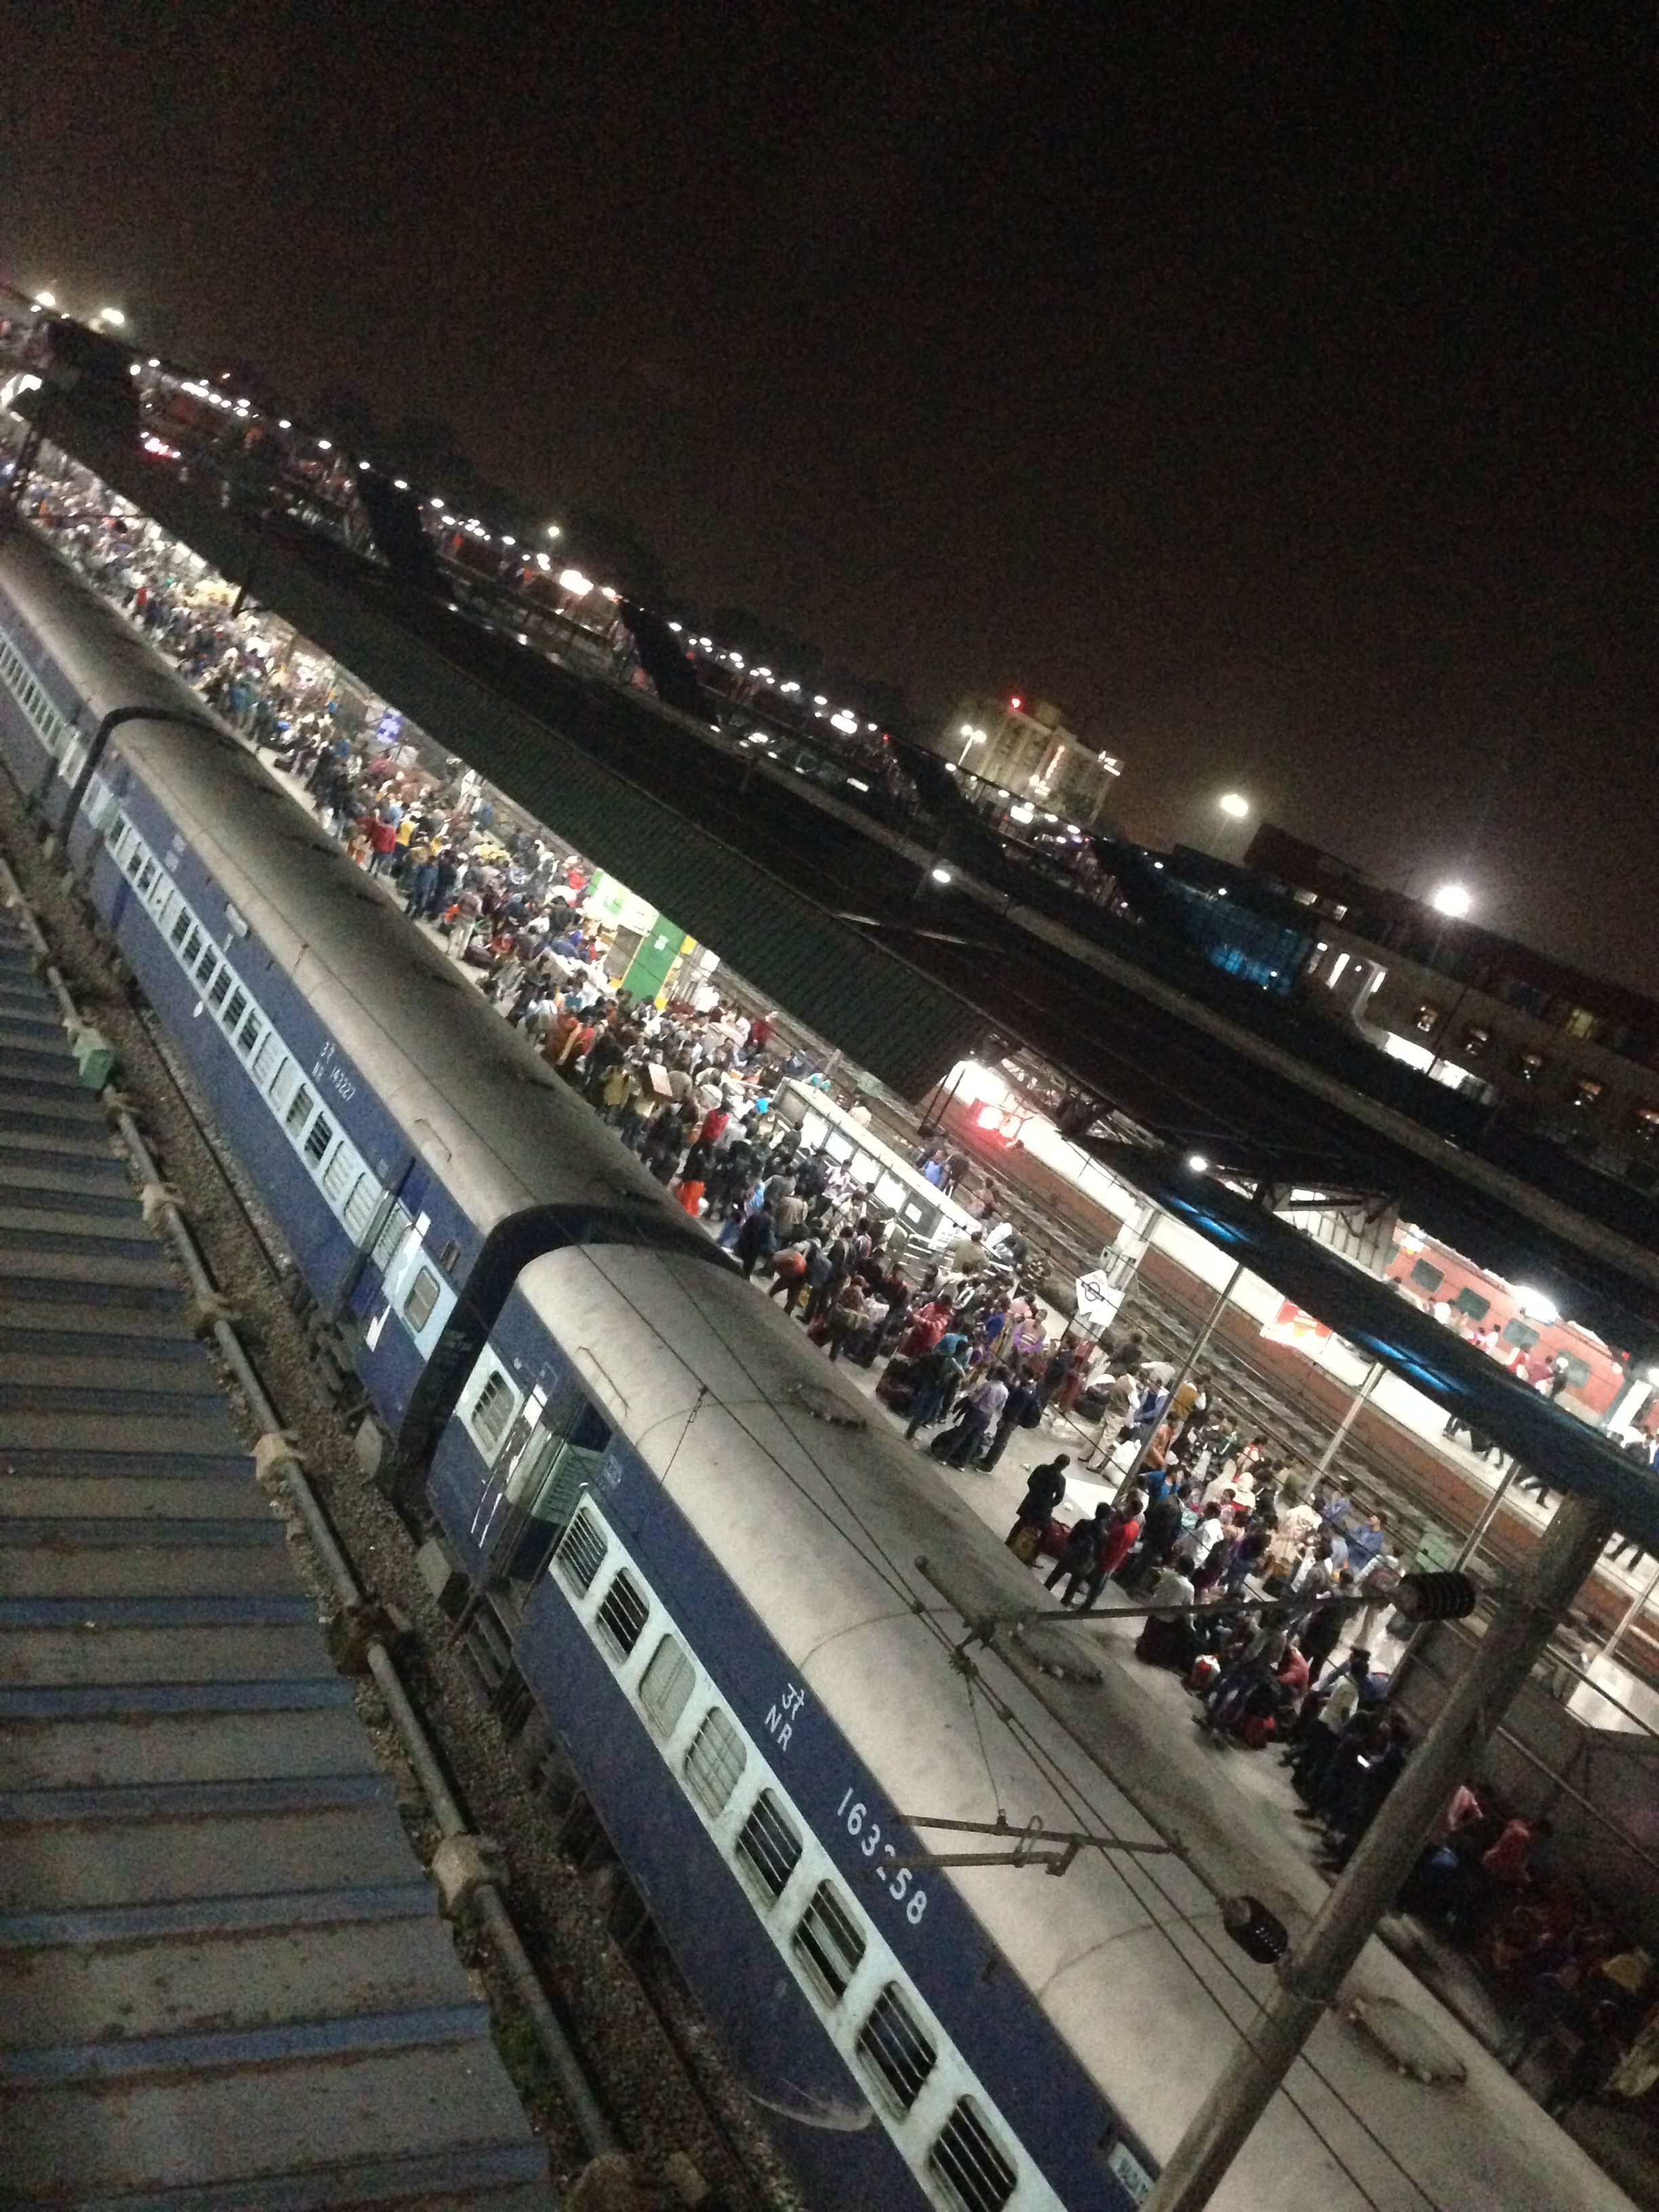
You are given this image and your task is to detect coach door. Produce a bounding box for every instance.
[488,1383,615,1597]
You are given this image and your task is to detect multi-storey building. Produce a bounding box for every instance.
[928,692,1123,830]
[1243,825,1659,1191]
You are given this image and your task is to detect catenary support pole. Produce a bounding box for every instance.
[1454,1454,1524,1572]
[1600,1554,1659,1664]
[1311,1360,1382,1477]
[1139,1488,1613,2212]
[1115,1257,1246,1501]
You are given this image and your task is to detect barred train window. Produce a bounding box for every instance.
[684,1707,745,1816]
[371,1203,412,1273]
[555,1501,609,1593]
[857,1984,937,2115]
[639,1635,695,1736]
[401,1266,440,1334]
[596,1568,650,1660]
[929,2100,1018,2212]
[470,1370,518,1459]
[736,1790,802,1902]
[792,1882,865,2005]
[321,1145,356,1204]
[342,1175,379,1242]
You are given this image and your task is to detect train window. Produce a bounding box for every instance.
[342,1176,380,1242]
[639,1635,695,1736]
[267,1059,298,1112]
[371,1202,413,1273]
[207,966,233,1011]
[237,1010,262,1057]
[856,1984,937,2115]
[470,1370,519,1461]
[1635,1105,1659,1145]
[1452,1288,1490,1322]
[1502,1318,1540,1353]
[180,926,203,968]
[1556,1355,1592,1392]
[684,1708,746,1816]
[402,1267,441,1333]
[1516,1050,1545,1083]
[1408,1259,1444,1294]
[169,905,192,947]
[930,2099,1018,2212]
[736,1790,803,1904]
[1570,1079,1603,1111]
[438,1237,462,1275]
[222,986,247,1031]
[194,938,218,981]
[596,1568,650,1660]
[321,1145,356,1205]
[303,1111,333,1165]
[554,1502,609,1595]
[124,843,144,880]
[793,1881,865,2004]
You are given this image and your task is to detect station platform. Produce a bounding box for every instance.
[0,912,552,2207]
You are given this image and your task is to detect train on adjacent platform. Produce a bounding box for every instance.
[0,524,1628,2212]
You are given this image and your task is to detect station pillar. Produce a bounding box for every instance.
[1140,1487,1614,2212]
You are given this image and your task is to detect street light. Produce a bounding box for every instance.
[957,722,988,768]
[1218,792,1250,821]
[545,521,562,538]
[558,568,593,597]
[95,306,125,329]
[1431,882,1473,918]
[32,291,56,311]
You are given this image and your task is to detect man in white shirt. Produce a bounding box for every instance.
[945,1368,1008,1468]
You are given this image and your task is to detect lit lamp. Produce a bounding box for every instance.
[956,722,987,768]
[1218,792,1250,821]
[95,306,125,329]
[1431,882,1473,918]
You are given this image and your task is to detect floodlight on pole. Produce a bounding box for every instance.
[96,306,125,329]
[1217,792,1250,821]
[558,569,594,597]
[32,291,56,311]
[1431,882,1473,918]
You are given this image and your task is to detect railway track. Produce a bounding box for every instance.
[0,816,796,2211]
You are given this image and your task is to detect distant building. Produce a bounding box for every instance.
[928,694,1123,829]
[1246,825,1659,1191]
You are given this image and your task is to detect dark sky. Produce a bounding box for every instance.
[3,2,1652,988]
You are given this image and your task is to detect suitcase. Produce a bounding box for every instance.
[1009,1523,1042,1564]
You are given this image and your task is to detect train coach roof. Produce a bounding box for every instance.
[516,1244,1628,2211]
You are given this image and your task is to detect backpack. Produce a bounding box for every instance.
[1018,1389,1042,1429]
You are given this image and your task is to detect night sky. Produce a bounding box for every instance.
[3,3,1650,988]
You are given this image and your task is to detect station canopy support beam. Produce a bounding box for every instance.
[1140,1487,1614,2212]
